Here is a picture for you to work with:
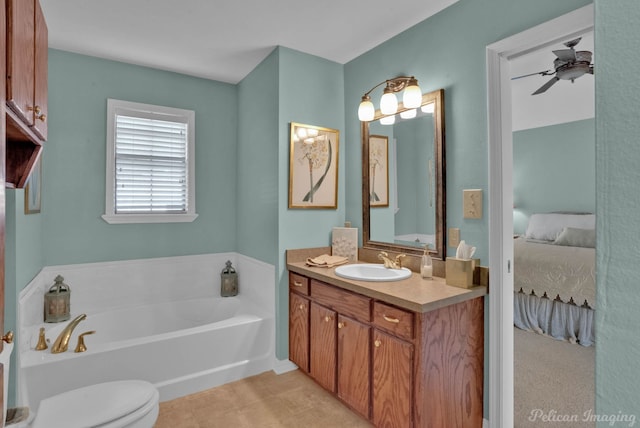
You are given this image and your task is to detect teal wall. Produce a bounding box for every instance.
[595,0,640,421]
[276,48,345,359]
[513,118,595,234]
[43,50,238,266]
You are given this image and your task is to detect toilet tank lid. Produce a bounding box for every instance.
[33,380,158,428]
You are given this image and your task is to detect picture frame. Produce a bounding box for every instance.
[288,122,340,209]
[369,135,389,207]
[25,156,42,214]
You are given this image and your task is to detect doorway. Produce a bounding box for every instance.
[486,5,594,428]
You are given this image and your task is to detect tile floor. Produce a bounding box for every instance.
[155,370,373,428]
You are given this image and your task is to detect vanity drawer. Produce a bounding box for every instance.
[373,302,414,341]
[310,280,371,322]
[289,272,309,295]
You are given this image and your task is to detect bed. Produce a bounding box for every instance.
[513,213,596,346]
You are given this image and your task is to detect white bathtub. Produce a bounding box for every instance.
[17,254,276,413]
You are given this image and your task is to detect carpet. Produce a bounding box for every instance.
[514,327,595,427]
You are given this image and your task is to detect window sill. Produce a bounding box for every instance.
[101,213,199,224]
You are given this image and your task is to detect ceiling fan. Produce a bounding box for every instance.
[512,37,594,95]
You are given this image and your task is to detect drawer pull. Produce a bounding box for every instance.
[374,339,382,347]
[338,322,345,329]
[383,315,400,324]
[293,281,303,287]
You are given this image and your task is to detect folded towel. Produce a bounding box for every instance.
[306,254,349,268]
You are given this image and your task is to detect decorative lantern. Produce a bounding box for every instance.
[44,275,71,323]
[220,261,238,297]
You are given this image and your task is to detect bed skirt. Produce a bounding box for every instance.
[514,291,594,346]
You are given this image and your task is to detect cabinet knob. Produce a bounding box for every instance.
[37,113,47,123]
[324,315,331,323]
[374,339,382,347]
[298,303,305,310]
[383,315,400,324]
[338,322,345,329]
[2,331,14,344]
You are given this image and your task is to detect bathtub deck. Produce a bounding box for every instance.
[155,369,372,427]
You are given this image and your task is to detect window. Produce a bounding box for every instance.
[103,99,197,224]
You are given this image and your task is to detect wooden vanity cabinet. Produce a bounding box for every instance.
[309,302,336,392]
[337,314,370,419]
[288,291,310,373]
[288,271,485,427]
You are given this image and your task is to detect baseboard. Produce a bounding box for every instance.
[483,418,489,428]
[273,359,298,375]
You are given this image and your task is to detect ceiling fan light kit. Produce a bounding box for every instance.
[512,37,594,95]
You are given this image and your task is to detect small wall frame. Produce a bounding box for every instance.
[288,122,340,209]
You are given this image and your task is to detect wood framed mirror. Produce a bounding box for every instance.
[362,88,446,259]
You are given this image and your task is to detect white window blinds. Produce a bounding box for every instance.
[115,115,188,214]
[103,99,197,224]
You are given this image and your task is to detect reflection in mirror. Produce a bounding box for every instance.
[362,89,445,259]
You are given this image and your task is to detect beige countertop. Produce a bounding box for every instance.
[287,260,487,313]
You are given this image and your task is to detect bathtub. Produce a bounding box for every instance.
[20,295,274,411]
[17,253,276,413]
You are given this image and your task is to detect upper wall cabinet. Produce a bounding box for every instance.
[5,0,47,188]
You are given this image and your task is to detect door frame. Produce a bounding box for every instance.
[486,5,594,427]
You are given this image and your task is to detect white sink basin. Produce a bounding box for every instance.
[334,264,412,282]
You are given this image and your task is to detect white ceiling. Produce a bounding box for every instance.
[39,0,459,84]
[510,31,595,131]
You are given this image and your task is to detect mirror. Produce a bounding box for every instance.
[362,89,446,259]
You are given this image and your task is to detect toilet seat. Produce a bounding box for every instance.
[32,380,159,428]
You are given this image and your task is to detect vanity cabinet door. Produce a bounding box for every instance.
[289,292,310,372]
[310,302,337,392]
[337,315,370,419]
[372,329,413,428]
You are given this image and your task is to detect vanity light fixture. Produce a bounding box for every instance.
[358,76,422,121]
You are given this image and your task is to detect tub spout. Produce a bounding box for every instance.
[51,314,87,354]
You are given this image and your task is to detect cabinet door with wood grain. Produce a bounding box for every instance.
[372,329,413,428]
[289,292,310,372]
[337,314,370,419]
[310,302,336,392]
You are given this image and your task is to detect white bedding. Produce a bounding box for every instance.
[513,236,596,307]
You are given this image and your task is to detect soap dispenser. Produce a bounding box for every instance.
[421,246,433,279]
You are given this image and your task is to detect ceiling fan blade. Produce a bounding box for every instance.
[511,69,554,80]
[532,76,560,95]
[553,48,577,62]
[564,37,582,48]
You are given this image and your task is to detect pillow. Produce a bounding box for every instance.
[525,213,595,241]
[553,227,596,248]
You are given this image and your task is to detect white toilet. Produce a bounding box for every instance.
[1,342,160,428]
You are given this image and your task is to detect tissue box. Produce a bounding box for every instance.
[446,257,480,288]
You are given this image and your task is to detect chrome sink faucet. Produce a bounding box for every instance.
[378,251,406,269]
[51,314,87,354]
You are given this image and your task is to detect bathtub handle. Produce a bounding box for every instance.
[74,331,96,353]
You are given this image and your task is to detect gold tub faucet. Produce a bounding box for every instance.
[51,314,87,354]
[377,252,406,269]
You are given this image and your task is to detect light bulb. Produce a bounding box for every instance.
[403,78,422,108]
[380,91,398,115]
[358,96,375,121]
[380,115,395,125]
[400,109,417,119]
